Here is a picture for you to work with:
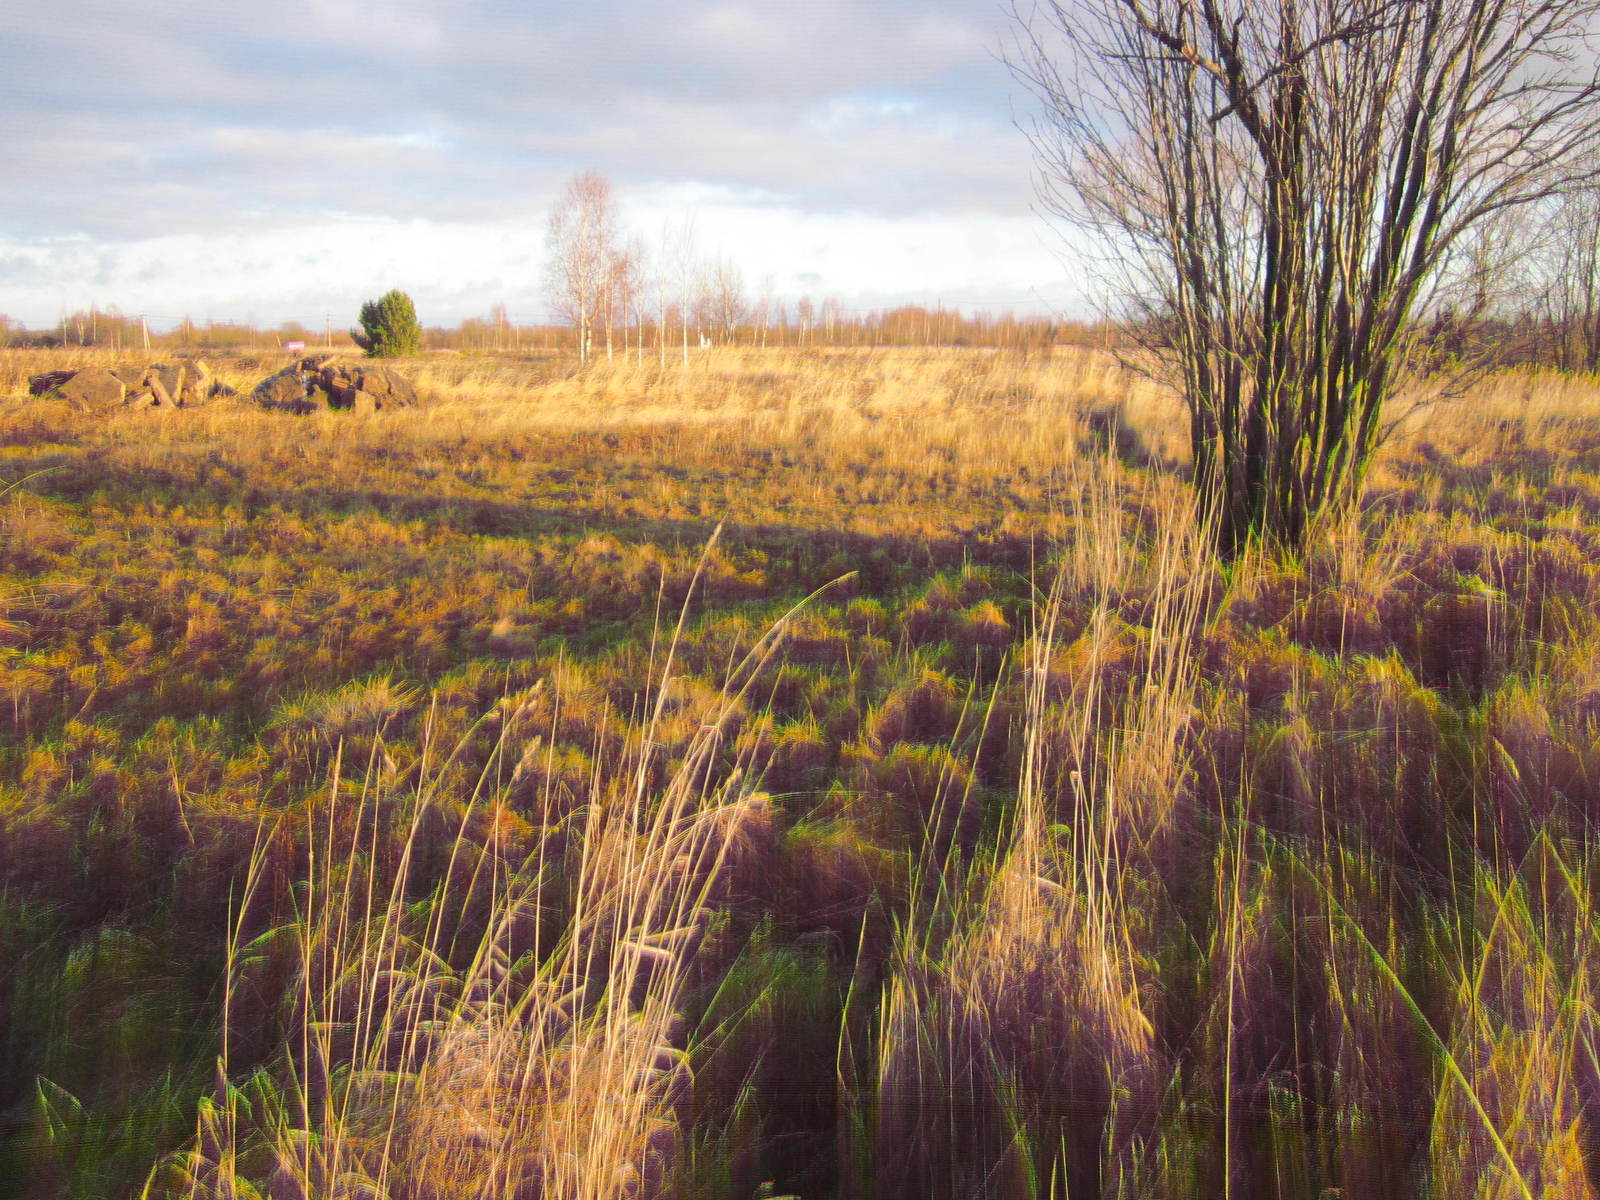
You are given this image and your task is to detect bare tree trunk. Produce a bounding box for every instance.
[603,278,613,362]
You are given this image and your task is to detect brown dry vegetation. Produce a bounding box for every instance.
[1,345,1599,1198]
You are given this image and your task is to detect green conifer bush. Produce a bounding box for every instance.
[351,289,421,357]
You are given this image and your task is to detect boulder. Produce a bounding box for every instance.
[364,366,416,406]
[27,362,241,411]
[149,364,185,399]
[252,358,419,413]
[104,365,174,405]
[27,370,76,397]
[253,367,312,410]
[177,362,234,405]
[57,369,127,411]
[182,369,209,403]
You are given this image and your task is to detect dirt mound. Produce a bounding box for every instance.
[252,357,419,413]
[27,362,236,410]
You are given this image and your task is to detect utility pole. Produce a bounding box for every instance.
[141,316,150,350]
[325,314,331,349]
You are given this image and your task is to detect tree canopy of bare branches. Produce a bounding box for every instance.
[699,256,749,347]
[1535,187,1600,371]
[546,171,618,363]
[1010,0,1600,555]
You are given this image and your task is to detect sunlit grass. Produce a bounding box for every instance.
[1,345,1599,1197]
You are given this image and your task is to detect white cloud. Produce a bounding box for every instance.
[0,0,1077,324]
[0,196,1092,329]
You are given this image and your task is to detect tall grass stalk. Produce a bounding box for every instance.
[866,456,1214,1199]
[156,535,812,1200]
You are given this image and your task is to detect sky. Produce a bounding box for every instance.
[0,0,1090,331]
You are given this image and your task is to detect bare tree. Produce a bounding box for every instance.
[489,303,510,352]
[796,296,815,346]
[546,171,618,364]
[1010,0,1600,555]
[654,215,702,365]
[821,296,842,344]
[611,237,648,365]
[601,241,642,363]
[701,256,748,346]
[754,274,777,348]
[1535,187,1600,371]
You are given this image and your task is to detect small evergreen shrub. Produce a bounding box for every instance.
[351,289,421,357]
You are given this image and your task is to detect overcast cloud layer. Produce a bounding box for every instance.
[0,0,1082,328]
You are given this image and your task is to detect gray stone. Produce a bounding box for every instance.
[325,379,358,409]
[248,358,418,414]
[148,364,184,400]
[357,369,392,397]
[57,369,126,411]
[252,368,311,409]
[180,361,214,403]
[176,366,209,405]
[364,366,416,405]
[27,370,76,397]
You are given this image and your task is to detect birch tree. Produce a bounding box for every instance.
[654,215,701,365]
[702,256,748,346]
[545,172,617,364]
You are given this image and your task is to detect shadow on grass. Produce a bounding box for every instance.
[3,449,1049,599]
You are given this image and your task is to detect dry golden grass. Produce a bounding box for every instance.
[4,344,1600,1199]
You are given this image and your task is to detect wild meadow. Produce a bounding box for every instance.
[1,344,1599,1198]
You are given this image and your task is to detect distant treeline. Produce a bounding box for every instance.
[0,304,1108,355]
[5,303,1597,367]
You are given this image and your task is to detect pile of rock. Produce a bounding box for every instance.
[24,356,420,417]
[27,362,237,411]
[252,357,419,413]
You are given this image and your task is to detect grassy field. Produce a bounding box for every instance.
[1,345,1599,1198]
